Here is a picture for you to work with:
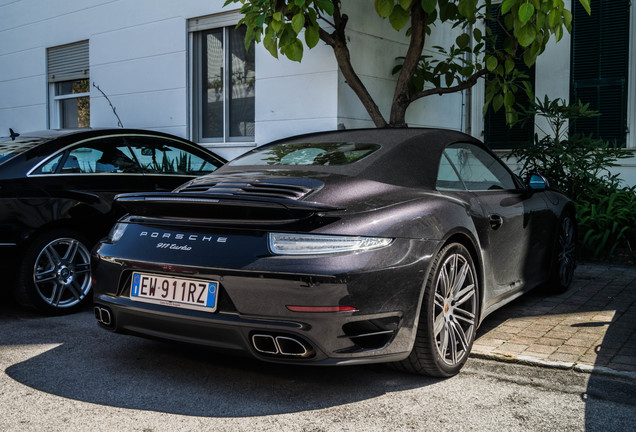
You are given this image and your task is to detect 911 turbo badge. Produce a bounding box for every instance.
[92,128,575,377]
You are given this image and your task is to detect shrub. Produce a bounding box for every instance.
[508,96,635,260]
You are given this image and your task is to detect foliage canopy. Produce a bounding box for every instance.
[224,0,590,127]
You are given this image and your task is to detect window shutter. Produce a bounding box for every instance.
[570,0,630,145]
[47,40,89,82]
[483,5,535,149]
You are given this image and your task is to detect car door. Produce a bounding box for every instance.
[124,136,224,192]
[442,143,555,303]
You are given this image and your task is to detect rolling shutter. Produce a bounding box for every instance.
[570,0,630,146]
[47,40,89,83]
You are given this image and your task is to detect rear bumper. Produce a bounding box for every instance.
[92,235,440,365]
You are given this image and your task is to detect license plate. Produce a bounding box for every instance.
[130,272,218,312]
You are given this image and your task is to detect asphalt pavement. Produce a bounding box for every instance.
[472,262,636,380]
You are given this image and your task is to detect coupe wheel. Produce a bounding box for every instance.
[14,229,92,315]
[549,213,576,293]
[397,243,479,377]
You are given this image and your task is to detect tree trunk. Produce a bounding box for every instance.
[389,4,427,127]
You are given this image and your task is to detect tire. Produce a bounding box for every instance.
[396,243,479,377]
[547,213,576,294]
[14,229,92,315]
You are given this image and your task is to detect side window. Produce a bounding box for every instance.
[34,153,64,174]
[444,143,517,191]
[60,139,142,174]
[126,137,221,175]
[436,153,465,191]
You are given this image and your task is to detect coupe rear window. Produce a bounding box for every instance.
[229,142,380,166]
[0,138,48,164]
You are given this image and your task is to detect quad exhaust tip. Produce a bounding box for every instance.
[252,334,313,358]
[94,306,113,327]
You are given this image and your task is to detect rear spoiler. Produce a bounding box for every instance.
[115,192,342,224]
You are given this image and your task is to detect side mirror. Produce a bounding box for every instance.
[527,173,549,191]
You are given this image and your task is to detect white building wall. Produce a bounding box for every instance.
[0,0,341,161]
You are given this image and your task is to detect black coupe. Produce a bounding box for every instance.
[0,128,225,314]
[92,128,576,376]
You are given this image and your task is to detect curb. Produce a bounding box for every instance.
[471,352,636,382]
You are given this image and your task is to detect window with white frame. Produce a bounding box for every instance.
[47,41,90,129]
[190,13,255,144]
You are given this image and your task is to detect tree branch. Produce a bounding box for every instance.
[389,3,427,127]
[411,68,488,100]
[318,3,387,128]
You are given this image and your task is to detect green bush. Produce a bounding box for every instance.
[509,96,636,260]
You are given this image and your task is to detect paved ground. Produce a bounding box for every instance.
[473,262,636,379]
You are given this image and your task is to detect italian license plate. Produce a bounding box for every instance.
[130,272,218,312]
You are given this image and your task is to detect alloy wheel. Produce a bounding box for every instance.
[557,216,576,288]
[33,237,92,308]
[433,252,477,366]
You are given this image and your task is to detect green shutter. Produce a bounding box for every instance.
[484,5,535,149]
[570,0,630,146]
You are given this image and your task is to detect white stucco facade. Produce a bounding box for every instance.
[1,0,635,183]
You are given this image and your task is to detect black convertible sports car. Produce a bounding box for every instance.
[92,128,576,376]
[0,128,225,314]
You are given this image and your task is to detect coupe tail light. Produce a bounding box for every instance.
[268,233,392,255]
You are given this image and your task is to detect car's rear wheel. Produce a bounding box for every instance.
[14,229,92,315]
[396,243,478,377]
[548,213,576,294]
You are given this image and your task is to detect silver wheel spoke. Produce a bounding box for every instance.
[454,283,475,307]
[433,312,445,336]
[452,262,469,296]
[450,318,469,353]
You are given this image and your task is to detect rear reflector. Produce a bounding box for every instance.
[286,305,358,313]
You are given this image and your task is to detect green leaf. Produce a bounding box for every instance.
[578,0,591,15]
[548,9,560,27]
[421,0,437,14]
[505,58,514,74]
[456,33,470,49]
[501,0,516,14]
[486,56,498,72]
[284,39,304,62]
[473,27,482,42]
[305,24,320,48]
[518,3,535,25]
[493,94,504,112]
[317,0,335,15]
[400,0,414,9]
[390,5,410,30]
[457,0,477,19]
[271,19,283,33]
[517,23,537,47]
[273,11,283,22]
[504,91,515,108]
[295,0,306,6]
[263,27,278,58]
[291,13,305,34]
[375,0,395,18]
[445,72,454,87]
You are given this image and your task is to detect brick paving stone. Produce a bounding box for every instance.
[544,330,576,340]
[556,345,586,355]
[537,337,567,347]
[526,344,558,354]
[494,343,528,354]
[472,263,636,374]
[549,352,581,363]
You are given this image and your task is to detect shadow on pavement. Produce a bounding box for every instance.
[1,306,436,417]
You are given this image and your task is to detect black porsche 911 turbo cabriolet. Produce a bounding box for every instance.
[92,128,576,376]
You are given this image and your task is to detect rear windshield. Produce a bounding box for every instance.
[229,142,380,166]
[0,137,48,164]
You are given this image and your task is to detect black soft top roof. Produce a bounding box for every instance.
[218,128,483,188]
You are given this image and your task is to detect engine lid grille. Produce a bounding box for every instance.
[179,179,318,201]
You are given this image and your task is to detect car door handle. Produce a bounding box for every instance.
[489,214,503,230]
